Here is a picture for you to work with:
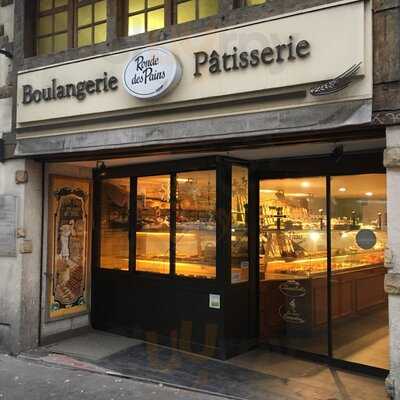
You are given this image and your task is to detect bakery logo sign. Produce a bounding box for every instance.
[123,47,182,100]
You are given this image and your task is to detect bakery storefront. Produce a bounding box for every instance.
[15,0,388,374]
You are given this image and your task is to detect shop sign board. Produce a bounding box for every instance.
[123,47,182,99]
[0,195,17,257]
[16,0,371,126]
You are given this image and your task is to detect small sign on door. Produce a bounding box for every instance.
[209,294,221,309]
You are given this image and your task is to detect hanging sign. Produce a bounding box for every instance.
[123,47,182,100]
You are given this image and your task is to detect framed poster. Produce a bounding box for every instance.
[47,175,91,320]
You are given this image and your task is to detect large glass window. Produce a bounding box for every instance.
[259,177,328,355]
[331,174,388,369]
[100,178,130,270]
[176,171,217,279]
[35,0,108,56]
[231,166,249,284]
[136,175,170,274]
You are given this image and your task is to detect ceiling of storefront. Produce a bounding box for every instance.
[55,138,385,169]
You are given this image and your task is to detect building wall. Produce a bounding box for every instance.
[0,1,43,354]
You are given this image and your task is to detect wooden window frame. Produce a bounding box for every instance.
[35,0,72,55]
[34,0,108,56]
[123,0,172,36]
[75,0,108,48]
[122,0,219,37]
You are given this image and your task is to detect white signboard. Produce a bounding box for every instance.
[16,0,371,127]
[123,47,182,99]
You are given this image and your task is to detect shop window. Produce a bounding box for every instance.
[331,173,388,369]
[176,170,216,279]
[100,178,130,270]
[35,0,108,56]
[176,0,218,24]
[136,175,171,274]
[231,166,249,284]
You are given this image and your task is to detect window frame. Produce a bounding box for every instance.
[124,0,169,36]
[34,0,108,56]
[94,157,232,283]
[122,0,219,37]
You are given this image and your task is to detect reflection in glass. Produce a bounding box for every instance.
[94,0,107,21]
[176,171,216,279]
[94,23,107,43]
[54,33,68,52]
[148,8,164,31]
[129,0,145,12]
[55,0,68,7]
[37,37,53,55]
[231,166,249,284]
[199,0,218,18]
[100,178,130,270]
[78,27,92,47]
[259,177,327,355]
[38,15,53,36]
[78,5,92,27]
[331,174,388,369]
[177,0,195,24]
[128,14,145,35]
[40,0,53,12]
[136,176,170,274]
[246,0,265,5]
[148,0,164,7]
[54,11,68,32]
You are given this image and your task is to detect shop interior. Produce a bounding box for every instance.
[52,137,388,372]
[259,174,388,370]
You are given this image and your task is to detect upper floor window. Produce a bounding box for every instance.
[125,0,219,36]
[176,0,218,24]
[35,0,108,56]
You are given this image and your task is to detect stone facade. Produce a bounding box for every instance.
[2,1,400,398]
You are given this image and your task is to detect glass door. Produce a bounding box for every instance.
[330,174,388,369]
[258,173,389,370]
[259,177,328,355]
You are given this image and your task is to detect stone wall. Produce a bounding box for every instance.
[0,1,43,354]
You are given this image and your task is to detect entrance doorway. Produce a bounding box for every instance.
[258,173,389,371]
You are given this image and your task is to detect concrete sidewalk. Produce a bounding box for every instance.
[17,330,388,400]
[0,353,232,400]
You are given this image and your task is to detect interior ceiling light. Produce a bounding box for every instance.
[339,187,347,192]
[365,192,373,197]
[301,181,310,188]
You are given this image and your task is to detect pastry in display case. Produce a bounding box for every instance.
[231,166,249,283]
[175,170,217,279]
[259,175,387,342]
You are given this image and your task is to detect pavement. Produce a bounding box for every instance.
[0,353,230,400]
[0,330,389,400]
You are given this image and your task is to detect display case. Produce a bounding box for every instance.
[259,174,387,344]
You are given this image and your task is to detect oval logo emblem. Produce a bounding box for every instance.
[123,47,182,100]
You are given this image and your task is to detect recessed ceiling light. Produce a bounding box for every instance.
[301,181,310,188]
[339,187,347,192]
[365,192,373,197]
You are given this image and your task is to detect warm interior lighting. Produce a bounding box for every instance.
[301,181,310,188]
[365,192,373,197]
[339,187,347,192]
[309,231,321,242]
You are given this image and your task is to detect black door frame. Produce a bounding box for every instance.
[251,149,388,377]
